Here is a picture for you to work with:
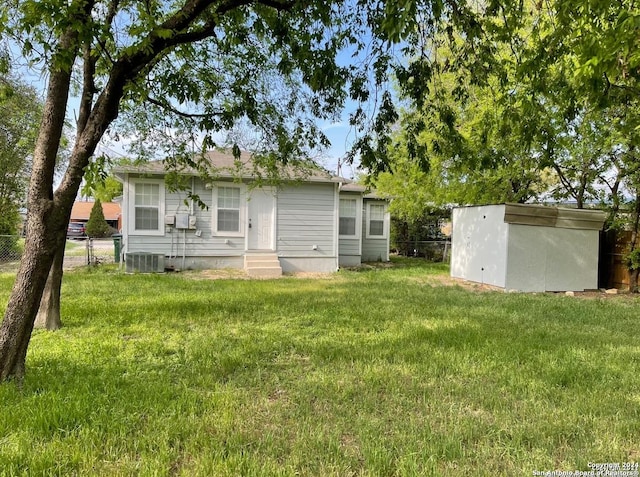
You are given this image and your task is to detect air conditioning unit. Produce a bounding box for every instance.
[125,252,165,273]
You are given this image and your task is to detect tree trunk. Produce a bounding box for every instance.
[0,19,90,382]
[631,269,640,293]
[34,242,66,331]
[0,66,127,382]
[628,188,640,293]
[576,189,584,209]
[0,217,60,382]
[1,0,245,383]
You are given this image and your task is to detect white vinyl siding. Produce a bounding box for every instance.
[277,183,336,255]
[366,203,387,239]
[212,184,245,237]
[125,177,340,271]
[127,178,246,257]
[129,179,165,236]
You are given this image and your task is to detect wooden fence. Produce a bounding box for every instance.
[599,230,633,289]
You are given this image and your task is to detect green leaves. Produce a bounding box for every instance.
[0,71,42,233]
[375,0,640,223]
[378,0,418,43]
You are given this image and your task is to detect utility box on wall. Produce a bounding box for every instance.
[451,204,607,292]
[175,213,197,230]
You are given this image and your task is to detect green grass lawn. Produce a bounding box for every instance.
[0,259,639,476]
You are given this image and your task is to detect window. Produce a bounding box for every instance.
[130,180,164,235]
[339,198,359,237]
[367,203,387,239]
[213,185,244,236]
[217,187,240,232]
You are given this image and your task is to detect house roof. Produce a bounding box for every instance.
[71,201,121,222]
[339,183,382,199]
[340,183,366,193]
[114,150,347,184]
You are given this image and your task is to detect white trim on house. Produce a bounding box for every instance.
[358,201,363,257]
[211,182,247,238]
[338,196,362,239]
[246,187,276,251]
[333,183,340,270]
[365,202,389,239]
[127,178,166,236]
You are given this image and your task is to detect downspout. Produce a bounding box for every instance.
[335,181,342,271]
[189,176,195,215]
[121,173,129,270]
[180,177,196,270]
[182,229,186,271]
[170,225,174,259]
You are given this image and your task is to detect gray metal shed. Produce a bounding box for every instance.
[451,204,607,292]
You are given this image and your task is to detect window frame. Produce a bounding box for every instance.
[212,183,246,237]
[366,202,388,239]
[128,178,165,236]
[338,196,362,239]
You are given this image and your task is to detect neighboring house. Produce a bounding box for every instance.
[451,203,607,292]
[70,201,122,230]
[113,151,389,275]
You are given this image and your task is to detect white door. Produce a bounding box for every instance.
[247,188,275,250]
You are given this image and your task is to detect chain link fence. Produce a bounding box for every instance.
[0,235,116,272]
[84,238,116,266]
[392,240,451,262]
[0,235,23,272]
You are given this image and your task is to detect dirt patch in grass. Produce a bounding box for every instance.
[285,271,341,280]
[555,289,639,300]
[182,259,640,301]
[403,264,640,300]
[185,268,251,280]
[416,273,502,292]
[183,268,342,281]
[438,275,640,301]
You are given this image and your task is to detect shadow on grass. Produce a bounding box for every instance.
[1,266,639,475]
[24,271,640,397]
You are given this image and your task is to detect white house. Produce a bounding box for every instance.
[114,151,390,276]
[451,203,607,292]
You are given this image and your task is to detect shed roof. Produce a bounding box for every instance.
[503,203,607,230]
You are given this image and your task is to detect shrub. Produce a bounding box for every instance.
[0,201,20,236]
[85,199,111,238]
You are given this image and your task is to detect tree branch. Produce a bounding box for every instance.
[146,95,223,118]
[551,162,577,199]
[58,0,300,203]
[95,0,121,67]
[76,42,97,140]
[122,0,298,74]
[32,0,97,203]
[77,0,122,139]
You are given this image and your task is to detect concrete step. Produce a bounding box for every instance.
[244,253,282,278]
[247,259,281,268]
[246,267,283,278]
